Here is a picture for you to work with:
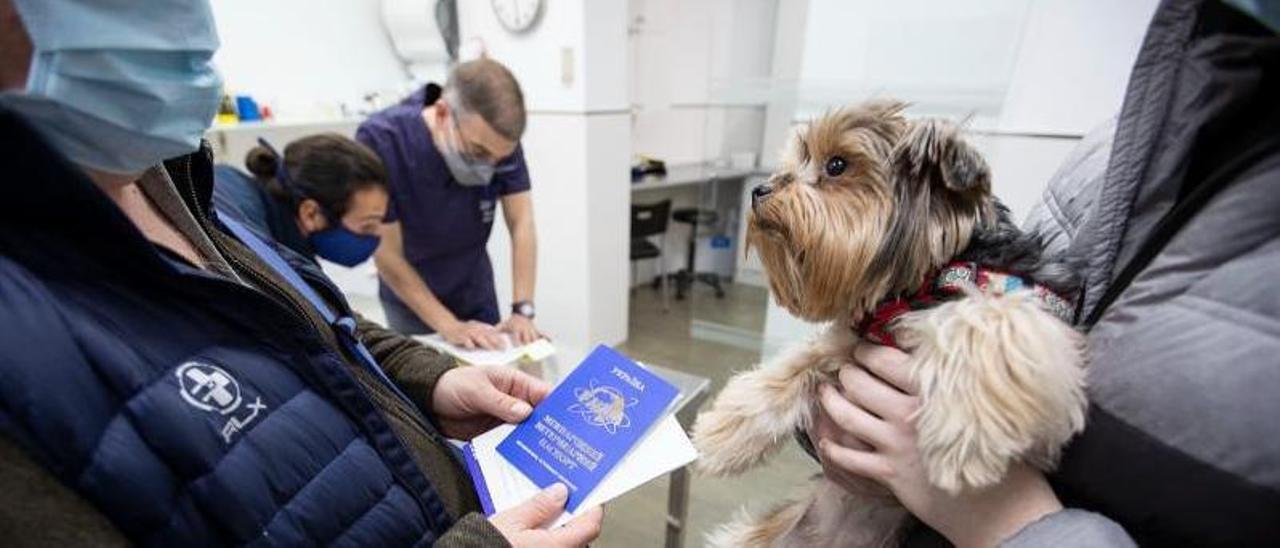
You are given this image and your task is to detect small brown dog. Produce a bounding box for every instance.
[691,101,1087,547]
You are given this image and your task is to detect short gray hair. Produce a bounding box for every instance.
[445,58,526,141]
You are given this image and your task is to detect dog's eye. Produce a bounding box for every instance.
[824,156,848,177]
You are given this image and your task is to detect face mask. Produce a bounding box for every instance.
[440,113,496,187]
[257,138,382,266]
[0,0,223,176]
[309,224,381,267]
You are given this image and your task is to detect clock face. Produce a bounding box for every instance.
[491,0,543,33]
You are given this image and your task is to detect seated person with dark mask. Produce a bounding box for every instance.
[214,135,389,267]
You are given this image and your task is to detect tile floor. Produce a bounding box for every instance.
[598,283,817,548]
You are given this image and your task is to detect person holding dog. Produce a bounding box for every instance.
[358,60,542,350]
[809,0,1280,545]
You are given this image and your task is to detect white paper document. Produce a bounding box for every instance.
[416,334,556,366]
[463,415,698,528]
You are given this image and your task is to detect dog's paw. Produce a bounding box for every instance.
[691,405,762,477]
[897,291,1088,493]
[692,363,818,477]
[693,336,839,477]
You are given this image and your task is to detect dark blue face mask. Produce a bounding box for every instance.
[309,223,380,267]
[256,138,381,266]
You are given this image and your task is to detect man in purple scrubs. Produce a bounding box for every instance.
[358,59,541,350]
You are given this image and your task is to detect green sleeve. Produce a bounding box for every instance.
[353,314,458,414]
[0,436,130,547]
[432,512,512,548]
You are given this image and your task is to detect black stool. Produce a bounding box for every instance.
[671,207,726,300]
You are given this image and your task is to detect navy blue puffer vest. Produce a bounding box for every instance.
[0,107,451,546]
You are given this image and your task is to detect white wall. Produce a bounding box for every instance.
[459,0,627,112]
[629,0,776,164]
[794,0,1031,121]
[210,0,412,120]
[461,0,631,350]
[998,0,1158,135]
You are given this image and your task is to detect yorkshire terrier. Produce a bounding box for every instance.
[691,101,1087,547]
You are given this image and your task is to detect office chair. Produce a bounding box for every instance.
[630,199,672,312]
[671,207,726,300]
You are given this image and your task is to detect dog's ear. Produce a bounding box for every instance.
[892,119,990,198]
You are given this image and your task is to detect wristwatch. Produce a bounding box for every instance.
[512,301,536,319]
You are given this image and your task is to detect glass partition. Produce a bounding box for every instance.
[679,0,1037,359]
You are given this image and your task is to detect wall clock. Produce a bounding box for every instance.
[491,0,543,33]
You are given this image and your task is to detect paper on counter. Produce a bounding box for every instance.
[417,334,556,366]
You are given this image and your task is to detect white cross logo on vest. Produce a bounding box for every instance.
[176,361,267,443]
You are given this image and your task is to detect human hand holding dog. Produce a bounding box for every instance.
[812,344,1064,548]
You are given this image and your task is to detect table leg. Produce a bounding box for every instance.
[665,465,691,548]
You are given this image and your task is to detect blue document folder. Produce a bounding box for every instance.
[495,345,679,511]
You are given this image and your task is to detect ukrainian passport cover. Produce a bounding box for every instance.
[495,344,679,511]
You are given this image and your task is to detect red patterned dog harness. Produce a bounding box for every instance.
[856,261,1074,349]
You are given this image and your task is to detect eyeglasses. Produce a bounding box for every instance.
[450,114,499,165]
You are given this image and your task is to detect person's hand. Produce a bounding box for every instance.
[499,314,542,345]
[499,314,543,346]
[812,344,1064,548]
[809,381,896,501]
[489,483,604,548]
[432,364,552,439]
[442,319,506,350]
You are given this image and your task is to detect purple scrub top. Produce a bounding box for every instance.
[356,87,531,334]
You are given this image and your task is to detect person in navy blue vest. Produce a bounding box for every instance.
[0,0,601,545]
[358,61,541,351]
[213,134,390,267]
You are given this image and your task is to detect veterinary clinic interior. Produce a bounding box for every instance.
[6,0,1276,546]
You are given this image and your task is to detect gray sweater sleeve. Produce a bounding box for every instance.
[1001,509,1135,548]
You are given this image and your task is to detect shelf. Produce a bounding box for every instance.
[207,117,367,134]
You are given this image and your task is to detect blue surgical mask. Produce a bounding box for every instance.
[310,225,381,267]
[0,0,223,176]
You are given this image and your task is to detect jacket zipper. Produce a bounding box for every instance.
[175,154,318,328]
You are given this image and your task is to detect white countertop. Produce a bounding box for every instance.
[630,162,765,192]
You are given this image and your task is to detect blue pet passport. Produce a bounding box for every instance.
[494,345,680,512]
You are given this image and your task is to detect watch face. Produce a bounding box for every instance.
[491,0,543,33]
[515,302,535,318]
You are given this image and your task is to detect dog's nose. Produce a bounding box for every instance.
[751,184,774,209]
